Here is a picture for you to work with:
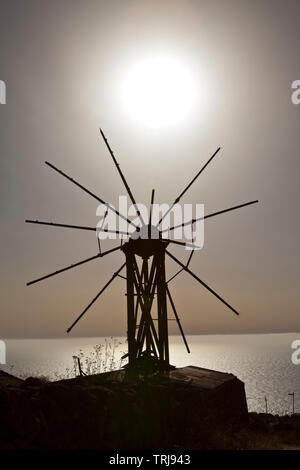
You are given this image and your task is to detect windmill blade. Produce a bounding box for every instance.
[157,147,221,227]
[162,200,259,233]
[166,286,190,353]
[26,220,96,232]
[100,129,145,226]
[27,244,122,286]
[166,250,240,316]
[67,262,126,333]
[45,161,138,229]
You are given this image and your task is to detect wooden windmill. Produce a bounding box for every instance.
[26,130,258,370]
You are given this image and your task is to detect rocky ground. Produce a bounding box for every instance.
[0,370,299,450]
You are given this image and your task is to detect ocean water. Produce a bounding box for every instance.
[1,333,299,416]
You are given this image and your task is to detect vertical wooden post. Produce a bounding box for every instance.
[156,253,164,362]
[126,252,136,364]
[142,258,151,355]
[156,250,169,365]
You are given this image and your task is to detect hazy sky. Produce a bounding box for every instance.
[0,0,299,338]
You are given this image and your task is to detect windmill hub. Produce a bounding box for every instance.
[131,224,160,240]
[122,231,168,259]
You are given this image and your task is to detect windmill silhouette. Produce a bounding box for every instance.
[26,129,258,370]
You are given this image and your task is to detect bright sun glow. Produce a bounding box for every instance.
[120,56,197,129]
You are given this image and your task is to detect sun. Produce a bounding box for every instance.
[120,56,197,129]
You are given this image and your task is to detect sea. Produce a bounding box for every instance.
[1,333,299,416]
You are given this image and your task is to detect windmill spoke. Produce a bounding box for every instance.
[149,188,155,232]
[66,262,126,333]
[162,239,200,249]
[157,147,221,227]
[167,238,195,284]
[100,129,145,226]
[45,161,138,229]
[161,200,259,233]
[96,209,109,254]
[26,220,96,232]
[97,228,132,236]
[27,244,122,286]
[167,268,184,284]
[186,243,196,268]
[166,250,240,316]
[166,286,190,353]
